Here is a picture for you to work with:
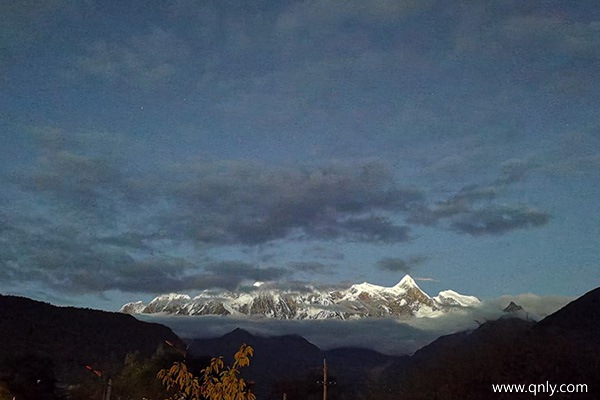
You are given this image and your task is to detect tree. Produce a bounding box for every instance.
[158,343,256,400]
[0,381,13,400]
[112,351,173,400]
[0,354,57,400]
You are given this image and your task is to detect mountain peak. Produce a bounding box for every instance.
[394,274,418,289]
[121,275,481,320]
[223,327,255,340]
[503,301,524,313]
[434,290,482,307]
[536,287,600,334]
[349,281,385,293]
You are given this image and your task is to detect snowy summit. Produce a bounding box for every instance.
[121,275,481,320]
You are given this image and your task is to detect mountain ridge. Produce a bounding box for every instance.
[187,326,404,399]
[0,294,184,399]
[374,285,600,399]
[121,274,482,320]
[0,285,597,399]
[186,284,600,400]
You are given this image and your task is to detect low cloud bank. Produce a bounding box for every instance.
[138,294,572,355]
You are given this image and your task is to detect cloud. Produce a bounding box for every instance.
[414,277,437,282]
[408,159,550,235]
[286,261,332,275]
[12,137,424,247]
[337,216,411,243]
[0,0,74,54]
[407,191,480,226]
[482,294,573,320]
[0,215,290,294]
[98,232,152,251]
[140,314,444,355]
[537,130,600,178]
[409,162,510,226]
[497,15,600,62]
[450,205,551,236]
[137,292,572,355]
[497,159,528,184]
[376,256,427,273]
[0,211,220,295]
[158,159,421,245]
[302,245,345,261]
[276,0,431,32]
[451,3,600,94]
[204,261,290,283]
[76,27,190,89]
[408,183,499,226]
[13,150,125,211]
[4,149,428,295]
[4,148,553,296]
[3,118,558,301]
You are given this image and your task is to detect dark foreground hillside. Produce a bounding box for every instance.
[373,287,600,399]
[0,287,598,400]
[188,327,406,400]
[0,295,183,399]
[188,286,599,400]
[183,288,600,400]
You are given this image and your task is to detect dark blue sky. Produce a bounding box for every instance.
[1,0,599,310]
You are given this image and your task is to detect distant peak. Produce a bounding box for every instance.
[503,301,524,313]
[154,293,191,301]
[397,274,418,288]
[224,327,255,339]
[350,281,385,291]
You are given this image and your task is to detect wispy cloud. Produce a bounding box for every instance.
[12,150,125,211]
[3,139,553,295]
[408,160,551,235]
[450,205,551,236]
[286,261,333,275]
[76,27,190,89]
[414,277,438,282]
[376,256,427,273]
[156,159,422,245]
[204,261,290,284]
[302,245,345,261]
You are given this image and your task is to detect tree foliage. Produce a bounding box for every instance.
[112,350,176,400]
[0,381,12,400]
[66,346,190,400]
[158,343,256,400]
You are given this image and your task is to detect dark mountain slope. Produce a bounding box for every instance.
[189,328,404,400]
[374,287,600,400]
[536,286,600,335]
[190,328,323,399]
[0,295,183,385]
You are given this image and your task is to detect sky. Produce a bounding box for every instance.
[1,0,599,312]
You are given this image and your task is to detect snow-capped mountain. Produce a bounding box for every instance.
[120,275,481,320]
[432,290,482,308]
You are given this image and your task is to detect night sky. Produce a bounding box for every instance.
[1,0,599,311]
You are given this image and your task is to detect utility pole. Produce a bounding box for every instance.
[86,365,111,400]
[104,378,112,400]
[322,359,327,400]
[316,358,335,400]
